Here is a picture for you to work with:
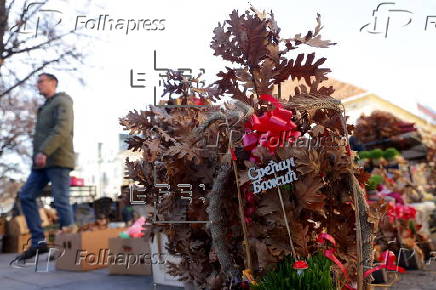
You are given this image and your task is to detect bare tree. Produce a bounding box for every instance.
[0,0,85,97]
[0,95,36,176]
[0,0,87,185]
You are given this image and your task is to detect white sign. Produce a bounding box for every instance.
[248,158,298,194]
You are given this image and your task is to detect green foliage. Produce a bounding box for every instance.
[366,174,383,191]
[370,175,383,185]
[369,149,384,160]
[359,148,401,161]
[383,148,400,161]
[252,253,334,290]
[358,151,370,159]
[359,148,401,162]
[409,219,416,235]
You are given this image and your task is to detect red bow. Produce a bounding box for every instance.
[243,94,300,155]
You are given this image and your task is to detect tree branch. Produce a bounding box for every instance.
[3,0,49,51]
[0,50,78,98]
[4,29,75,60]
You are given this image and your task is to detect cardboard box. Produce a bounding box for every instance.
[39,209,51,227]
[44,208,58,224]
[0,217,6,236]
[3,234,32,253]
[8,216,28,236]
[8,209,51,236]
[3,232,50,253]
[55,227,125,271]
[0,235,3,253]
[107,237,152,275]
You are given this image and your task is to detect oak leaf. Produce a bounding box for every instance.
[293,175,325,214]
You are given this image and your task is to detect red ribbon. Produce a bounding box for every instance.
[323,249,351,282]
[318,233,355,289]
[230,148,237,161]
[243,94,300,155]
[379,250,405,273]
[190,97,208,105]
[364,250,405,278]
[317,233,337,246]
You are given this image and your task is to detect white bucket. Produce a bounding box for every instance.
[150,232,186,288]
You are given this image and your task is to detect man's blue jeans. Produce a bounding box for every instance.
[19,167,74,247]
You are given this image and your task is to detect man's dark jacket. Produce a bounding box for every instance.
[32,92,75,169]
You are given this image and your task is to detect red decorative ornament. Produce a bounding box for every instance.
[243,192,256,225]
[190,97,208,105]
[242,94,301,158]
[292,260,309,275]
[387,204,417,223]
[245,192,255,204]
[379,250,405,272]
[244,206,256,217]
[345,145,352,156]
[317,233,337,246]
[242,132,258,152]
[230,148,238,161]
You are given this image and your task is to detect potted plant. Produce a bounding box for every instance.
[358,151,371,168]
[383,148,400,167]
[369,149,384,167]
[366,175,383,200]
[253,253,334,290]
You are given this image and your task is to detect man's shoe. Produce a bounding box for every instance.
[9,242,50,266]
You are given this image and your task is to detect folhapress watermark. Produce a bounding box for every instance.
[75,249,176,269]
[9,2,166,37]
[75,15,166,35]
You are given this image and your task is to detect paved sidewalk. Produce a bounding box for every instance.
[373,262,436,290]
[0,253,182,290]
[391,266,436,290]
[3,251,436,290]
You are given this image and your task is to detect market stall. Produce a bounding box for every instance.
[352,110,436,283]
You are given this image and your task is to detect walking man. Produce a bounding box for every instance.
[12,73,77,263]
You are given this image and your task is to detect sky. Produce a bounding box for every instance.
[20,0,436,169]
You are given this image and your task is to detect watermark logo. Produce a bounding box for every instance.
[10,239,66,272]
[9,2,62,38]
[9,2,166,38]
[360,2,412,38]
[129,181,210,225]
[425,16,436,31]
[361,2,436,37]
[130,50,208,108]
[74,16,166,35]
[75,249,177,268]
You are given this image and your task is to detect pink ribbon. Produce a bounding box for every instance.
[318,233,355,289]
